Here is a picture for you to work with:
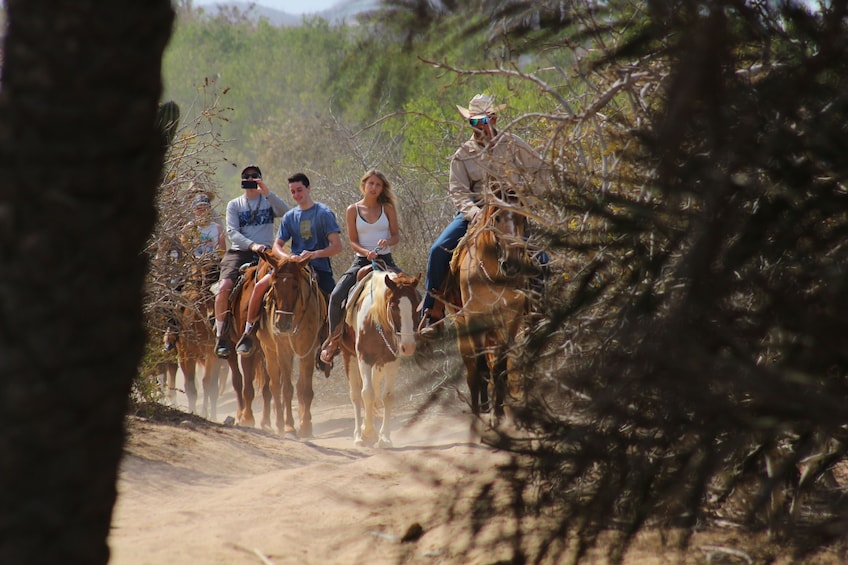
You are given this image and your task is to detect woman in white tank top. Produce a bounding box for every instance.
[320,169,404,366]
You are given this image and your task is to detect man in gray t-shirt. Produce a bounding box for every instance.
[214,164,289,358]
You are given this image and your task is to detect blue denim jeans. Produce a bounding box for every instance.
[422,213,551,313]
[422,213,468,312]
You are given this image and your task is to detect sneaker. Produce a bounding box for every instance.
[315,349,332,378]
[235,334,254,356]
[320,347,335,365]
[215,338,232,358]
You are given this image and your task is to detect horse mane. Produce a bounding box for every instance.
[364,271,418,329]
[450,205,500,274]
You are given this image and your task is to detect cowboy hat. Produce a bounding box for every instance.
[456,93,506,120]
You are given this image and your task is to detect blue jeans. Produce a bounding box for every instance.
[422,213,551,313]
[422,213,468,312]
[314,269,335,299]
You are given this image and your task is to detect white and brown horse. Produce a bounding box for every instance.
[449,189,534,427]
[340,271,420,447]
[254,251,326,438]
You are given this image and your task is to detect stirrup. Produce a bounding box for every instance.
[235,324,258,356]
[418,309,444,338]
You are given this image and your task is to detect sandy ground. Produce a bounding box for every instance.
[111,356,847,565]
[111,356,521,565]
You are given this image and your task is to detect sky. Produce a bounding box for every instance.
[192,0,341,13]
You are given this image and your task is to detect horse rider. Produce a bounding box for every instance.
[214,164,290,358]
[234,172,342,358]
[418,93,550,338]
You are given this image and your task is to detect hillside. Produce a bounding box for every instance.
[193,0,380,26]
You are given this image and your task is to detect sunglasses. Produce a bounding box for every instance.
[242,172,261,179]
[469,116,491,127]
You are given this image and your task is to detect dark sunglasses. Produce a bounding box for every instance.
[242,172,261,179]
[469,116,491,127]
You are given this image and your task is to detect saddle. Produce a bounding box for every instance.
[227,260,262,308]
[344,271,374,328]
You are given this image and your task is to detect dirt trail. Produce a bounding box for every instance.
[111,362,511,565]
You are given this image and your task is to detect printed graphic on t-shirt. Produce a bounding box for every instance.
[299,219,312,241]
[239,207,274,228]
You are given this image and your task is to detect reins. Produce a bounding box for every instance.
[269,263,320,338]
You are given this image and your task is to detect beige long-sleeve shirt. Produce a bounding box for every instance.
[448,131,547,220]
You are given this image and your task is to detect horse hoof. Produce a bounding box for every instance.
[354,437,365,447]
[377,438,393,449]
[284,431,298,441]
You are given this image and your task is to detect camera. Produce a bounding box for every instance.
[241,180,258,189]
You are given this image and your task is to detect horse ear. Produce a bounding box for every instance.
[384,273,398,291]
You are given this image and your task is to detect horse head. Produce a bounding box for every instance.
[259,252,313,335]
[478,187,529,279]
[380,272,421,357]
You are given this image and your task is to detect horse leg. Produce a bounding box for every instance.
[252,353,274,432]
[360,361,378,446]
[489,351,508,428]
[159,361,178,406]
[343,350,366,446]
[504,352,523,424]
[295,353,315,439]
[238,355,257,428]
[260,362,272,426]
[279,351,296,438]
[477,354,491,414]
[201,357,220,422]
[227,356,246,424]
[181,359,198,414]
[261,342,290,436]
[218,360,230,396]
[457,329,483,415]
[376,363,397,448]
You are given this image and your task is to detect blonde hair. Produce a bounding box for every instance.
[359,169,396,207]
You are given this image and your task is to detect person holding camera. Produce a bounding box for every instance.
[213,164,289,358]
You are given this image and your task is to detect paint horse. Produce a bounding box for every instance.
[340,270,420,447]
[449,188,535,426]
[254,251,327,438]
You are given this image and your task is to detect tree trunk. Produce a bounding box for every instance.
[0,1,174,563]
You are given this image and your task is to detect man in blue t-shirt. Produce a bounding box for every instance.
[236,172,342,357]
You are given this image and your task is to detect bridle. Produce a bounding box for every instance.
[268,264,320,336]
[369,274,418,357]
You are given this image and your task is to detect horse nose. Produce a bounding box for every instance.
[501,259,521,277]
[400,342,416,356]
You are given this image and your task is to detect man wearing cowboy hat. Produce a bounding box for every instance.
[418,93,549,337]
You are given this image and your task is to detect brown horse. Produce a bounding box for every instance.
[449,189,534,426]
[225,262,272,429]
[162,260,226,420]
[339,271,420,447]
[254,251,327,438]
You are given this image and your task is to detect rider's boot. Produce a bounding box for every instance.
[418,300,445,339]
[215,316,233,358]
[235,321,259,356]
